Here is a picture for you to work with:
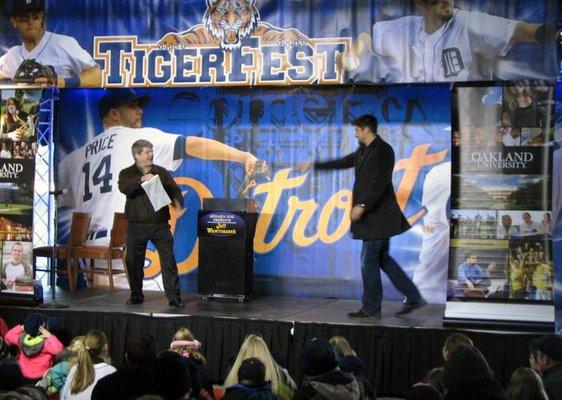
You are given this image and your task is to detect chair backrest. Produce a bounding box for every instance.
[68,212,92,247]
[109,213,128,248]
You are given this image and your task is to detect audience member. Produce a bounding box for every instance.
[60,330,116,400]
[91,333,156,400]
[37,335,85,395]
[330,335,357,359]
[223,357,278,400]
[406,384,443,400]
[0,361,25,391]
[293,337,362,400]
[532,334,562,400]
[4,312,64,380]
[224,334,295,400]
[442,333,473,361]
[153,351,192,400]
[507,367,548,400]
[170,327,214,400]
[442,344,507,400]
[340,354,376,400]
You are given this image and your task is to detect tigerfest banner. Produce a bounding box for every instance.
[55,85,452,303]
[0,0,560,88]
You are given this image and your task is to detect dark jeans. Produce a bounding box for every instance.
[360,238,422,316]
[126,221,180,301]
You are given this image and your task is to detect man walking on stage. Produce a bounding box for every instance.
[301,114,426,318]
[119,139,184,308]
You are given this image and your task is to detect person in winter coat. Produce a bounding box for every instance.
[223,357,278,400]
[293,337,362,400]
[4,312,64,380]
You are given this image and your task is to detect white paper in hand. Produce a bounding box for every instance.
[141,174,172,211]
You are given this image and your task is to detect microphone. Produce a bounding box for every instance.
[49,188,68,196]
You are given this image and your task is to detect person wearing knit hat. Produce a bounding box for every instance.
[4,312,63,380]
[442,344,507,400]
[293,337,361,400]
[223,358,277,400]
[23,312,48,336]
[533,334,562,400]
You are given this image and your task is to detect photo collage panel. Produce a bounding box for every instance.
[0,89,39,294]
[449,82,554,303]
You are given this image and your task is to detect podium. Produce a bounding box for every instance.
[197,198,257,302]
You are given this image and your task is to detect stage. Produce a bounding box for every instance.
[0,288,544,397]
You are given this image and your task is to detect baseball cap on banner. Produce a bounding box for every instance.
[9,0,45,17]
[98,89,151,120]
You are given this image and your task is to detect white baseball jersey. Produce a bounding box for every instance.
[413,161,451,304]
[370,9,519,83]
[58,126,182,244]
[0,31,97,79]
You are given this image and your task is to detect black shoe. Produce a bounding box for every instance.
[347,310,381,319]
[126,295,143,305]
[169,298,184,308]
[395,299,427,316]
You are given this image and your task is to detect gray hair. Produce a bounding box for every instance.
[131,139,153,157]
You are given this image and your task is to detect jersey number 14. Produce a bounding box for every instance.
[83,155,112,202]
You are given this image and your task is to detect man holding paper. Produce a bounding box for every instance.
[118,139,184,308]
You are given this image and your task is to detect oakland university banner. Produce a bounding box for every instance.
[0,89,40,298]
[0,0,559,88]
[447,81,558,325]
[55,85,452,303]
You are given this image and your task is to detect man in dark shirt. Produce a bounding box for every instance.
[118,139,184,307]
[300,114,425,318]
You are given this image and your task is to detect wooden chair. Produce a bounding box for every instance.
[33,212,92,292]
[73,212,128,292]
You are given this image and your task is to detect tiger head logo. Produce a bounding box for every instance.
[203,0,260,51]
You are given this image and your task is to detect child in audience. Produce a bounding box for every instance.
[170,327,203,361]
[224,334,296,400]
[442,344,507,400]
[38,335,85,395]
[4,312,64,380]
[329,335,357,359]
[170,326,214,399]
[507,367,548,400]
[223,357,278,400]
[442,332,473,361]
[60,330,115,400]
[294,337,362,400]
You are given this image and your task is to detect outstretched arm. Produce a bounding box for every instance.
[185,136,259,174]
[512,22,561,44]
[511,22,541,43]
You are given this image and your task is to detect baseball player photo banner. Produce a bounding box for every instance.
[55,85,452,302]
[446,81,556,325]
[0,89,40,297]
[0,0,560,88]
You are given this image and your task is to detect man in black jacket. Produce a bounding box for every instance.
[307,114,425,318]
[118,139,184,307]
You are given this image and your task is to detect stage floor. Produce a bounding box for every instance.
[46,287,444,328]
